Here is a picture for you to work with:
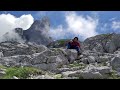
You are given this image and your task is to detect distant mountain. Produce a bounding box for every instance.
[2,17,53,46]
[23,16,53,45]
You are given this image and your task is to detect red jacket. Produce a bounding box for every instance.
[70,41,80,48]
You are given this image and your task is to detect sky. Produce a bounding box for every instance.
[0,11,120,41]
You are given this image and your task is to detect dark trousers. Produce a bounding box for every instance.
[67,42,80,54]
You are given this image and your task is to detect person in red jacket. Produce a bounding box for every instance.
[67,37,81,55]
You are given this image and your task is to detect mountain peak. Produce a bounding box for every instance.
[30,16,50,32]
[23,17,52,45]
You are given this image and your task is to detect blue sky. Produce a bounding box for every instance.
[0,11,120,41]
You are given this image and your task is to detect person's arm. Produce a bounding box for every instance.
[77,41,80,48]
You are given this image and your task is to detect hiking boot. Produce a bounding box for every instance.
[76,52,82,60]
[77,52,81,56]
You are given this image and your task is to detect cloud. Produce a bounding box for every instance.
[112,21,120,30]
[0,13,34,42]
[49,25,69,40]
[49,12,99,41]
[109,18,116,21]
[66,12,98,40]
[15,14,34,30]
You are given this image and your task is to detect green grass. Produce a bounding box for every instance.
[68,62,86,69]
[57,39,70,46]
[101,33,114,39]
[0,65,7,69]
[54,74,62,79]
[107,70,120,79]
[58,40,65,45]
[0,65,43,79]
[69,63,81,67]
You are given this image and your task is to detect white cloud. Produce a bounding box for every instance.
[49,25,66,40]
[109,18,116,21]
[49,12,98,40]
[15,14,34,30]
[112,21,120,30]
[66,12,98,40]
[0,13,34,42]
[100,23,108,32]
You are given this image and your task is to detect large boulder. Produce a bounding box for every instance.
[50,48,78,63]
[30,49,69,71]
[65,49,78,63]
[96,66,111,75]
[61,64,111,79]
[96,56,110,63]
[0,42,80,71]
[79,71,103,79]
[82,65,111,77]
[110,57,120,71]
[0,48,69,71]
[0,55,32,67]
[83,33,120,53]
[0,41,47,57]
[61,70,103,79]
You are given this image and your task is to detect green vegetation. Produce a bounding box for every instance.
[0,65,43,79]
[54,74,62,79]
[0,65,7,69]
[107,70,120,79]
[57,39,70,46]
[68,62,86,69]
[69,63,81,67]
[57,39,66,45]
[101,33,114,40]
[78,76,84,79]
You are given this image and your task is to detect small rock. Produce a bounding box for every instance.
[62,71,79,77]
[80,71,103,79]
[97,66,111,75]
[80,58,89,64]
[13,76,19,79]
[97,56,109,63]
[88,56,96,63]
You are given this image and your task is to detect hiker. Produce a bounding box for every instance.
[67,37,81,56]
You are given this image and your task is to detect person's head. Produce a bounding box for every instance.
[73,37,78,42]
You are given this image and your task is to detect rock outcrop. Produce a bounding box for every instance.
[1,32,120,79]
[83,33,120,53]
[0,41,76,71]
[2,17,53,46]
[23,17,53,46]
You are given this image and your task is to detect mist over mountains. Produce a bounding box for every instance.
[0,16,53,45]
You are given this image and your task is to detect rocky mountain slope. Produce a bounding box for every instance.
[83,33,120,53]
[1,33,120,79]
